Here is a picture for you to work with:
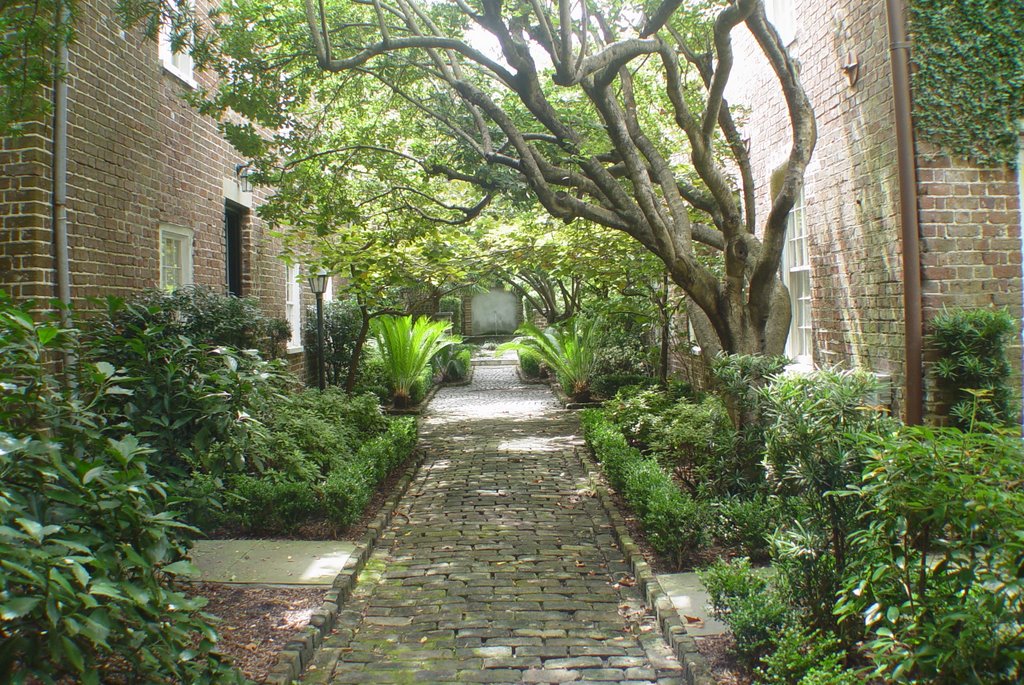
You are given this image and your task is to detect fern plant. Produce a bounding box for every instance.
[499,317,600,401]
[372,315,459,408]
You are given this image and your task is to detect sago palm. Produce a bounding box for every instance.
[372,315,459,408]
[500,317,600,401]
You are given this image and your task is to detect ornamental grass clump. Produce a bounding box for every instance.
[372,314,460,408]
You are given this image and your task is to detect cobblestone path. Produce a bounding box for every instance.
[304,365,685,684]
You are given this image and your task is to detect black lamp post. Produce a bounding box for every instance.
[307,268,330,391]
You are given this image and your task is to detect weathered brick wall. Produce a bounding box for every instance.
[0,0,295,347]
[1,126,54,302]
[917,144,1023,422]
[729,1,907,409]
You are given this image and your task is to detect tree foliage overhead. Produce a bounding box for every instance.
[206,0,815,358]
[909,0,1024,168]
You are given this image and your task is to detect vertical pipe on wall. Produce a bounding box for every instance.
[53,1,72,326]
[1017,121,1024,426]
[886,0,924,425]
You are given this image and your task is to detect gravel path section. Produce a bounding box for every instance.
[302,366,686,684]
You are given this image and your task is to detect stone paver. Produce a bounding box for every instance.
[188,539,358,585]
[304,366,685,684]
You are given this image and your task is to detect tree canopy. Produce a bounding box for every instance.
[201,0,815,358]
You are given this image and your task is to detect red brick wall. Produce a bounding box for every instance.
[0,0,296,346]
[726,1,1022,420]
[917,144,1023,421]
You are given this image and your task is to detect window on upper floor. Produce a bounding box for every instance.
[765,0,796,46]
[159,0,196,86]
[781,188,812,366]
[160,224,194,290]
[285,263,303,352]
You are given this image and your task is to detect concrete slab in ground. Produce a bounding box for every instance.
[657,572,729,636]
[188,539,358,585]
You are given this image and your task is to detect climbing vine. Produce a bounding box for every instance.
[909,0,1024,167]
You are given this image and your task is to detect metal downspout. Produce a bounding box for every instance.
[53,2,71,323]
[886,0,924,425]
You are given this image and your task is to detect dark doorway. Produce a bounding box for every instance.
[224,201,245,296]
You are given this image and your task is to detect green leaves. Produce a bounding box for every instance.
[372,315,460,408]
[498,318,600,401]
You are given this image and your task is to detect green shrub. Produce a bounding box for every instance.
[433,344,472,383]
[499,317,599,401]
[438,295,463,334]
[0,295,242,684]
[602,382,690,447]
[754,626,856,685]
[837,423,1024,683]
[930,306,1018,428]
[647,395,736,479]
[590,374,656,400]
[229,475,320,533]
[760,368,892,633]
[85,296,292,478]
[517,347,546,379]
[700,558,794,666]
[581,410,708,566]
[711,493,779,562]
[303,297,364,387]
[118,285,289,358]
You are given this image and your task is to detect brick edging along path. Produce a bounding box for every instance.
[278,366,711,685]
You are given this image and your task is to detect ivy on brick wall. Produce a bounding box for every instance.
[909,0,1024,167]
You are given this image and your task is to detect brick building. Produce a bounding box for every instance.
[0,0,309,366]
[722,0,1022,421]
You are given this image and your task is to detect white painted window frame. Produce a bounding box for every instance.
[781,188,813,368]
[158,0,197,87]
[285,263,303,353]
[159,224,194,291]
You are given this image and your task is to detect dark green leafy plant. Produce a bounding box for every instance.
[754,626,860,685]
[516,347,547,380]
[837,422,1024,683]
[910,0,1024,167]
[499,317,600,401]
[0,294,242,684]
[303,297,363,387]
[432,344,472,383]
[930,306,1018,429]
[121,286,290,358]
[760,368,892,633]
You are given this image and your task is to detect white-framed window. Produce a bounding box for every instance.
[781,189,812,366]
[158,0,196,86]
[159,224,194,290]
[765,0,796,46]
[285,263,303,352]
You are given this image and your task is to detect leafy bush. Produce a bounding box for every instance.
[647,395,736,480]
[500,317,600,401]
[120,285,289,358]
[0,295,242,684]
[711,493,779,562]
[85,296,292,478]
[433,344,472,383]
[590,373,655,400]
[837,423,1024,683]
[602,382,691,448]
[581,410,709,566]
[754,626,858,685]
[438,295,463,334]
[303,297,364,387]
[930,306,1018,428]
[517,347,547,379]
[760,368,892,632]
[699,558,795,666]
[373,315,459,408]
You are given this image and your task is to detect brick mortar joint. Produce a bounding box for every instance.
[573,443,716,685]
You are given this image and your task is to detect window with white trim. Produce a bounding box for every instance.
[765,0,796,45]
[158,0,196,86]
[285,264,302,351]
[781,189,812,365]
[159,224,193,290]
